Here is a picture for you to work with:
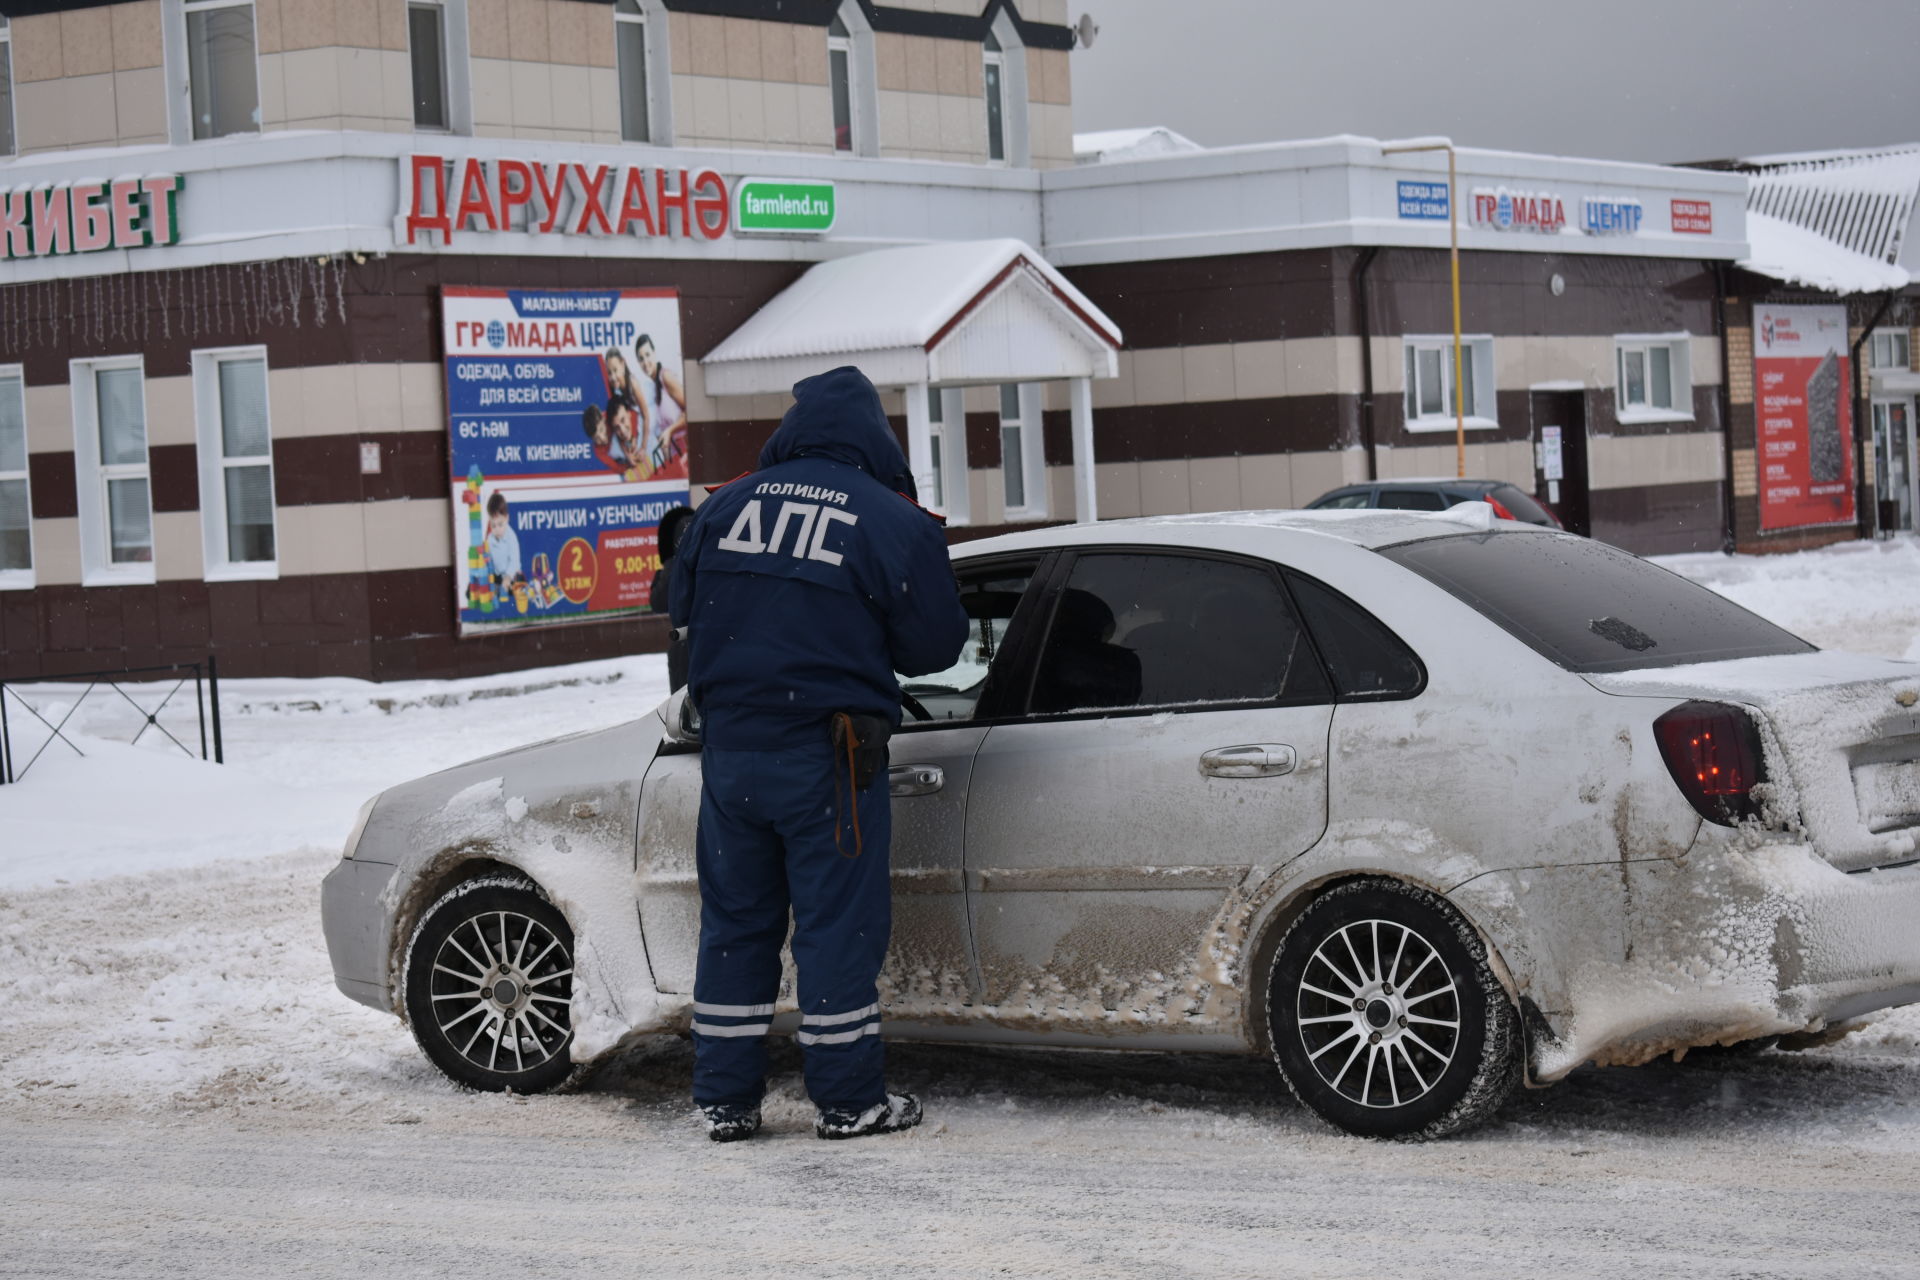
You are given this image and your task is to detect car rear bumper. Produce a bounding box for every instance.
[320,856,400,1013]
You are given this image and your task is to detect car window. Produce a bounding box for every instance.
[1027,553,1329,715]
[899,561,1036,721]
[1379,531,1817,673]
[1311,491,1371,510]
[1287,573,1424,699]
[1488,484,1555,525]
[1377,489,1447,511]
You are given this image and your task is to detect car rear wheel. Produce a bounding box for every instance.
[403,875,580,1093]
[1268,878,1520,1140]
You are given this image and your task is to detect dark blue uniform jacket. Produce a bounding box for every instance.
[669,366,969,750]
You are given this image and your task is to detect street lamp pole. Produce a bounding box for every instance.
[1382,139,1465,478]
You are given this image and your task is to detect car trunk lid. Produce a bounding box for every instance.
[1585,651,1920,871]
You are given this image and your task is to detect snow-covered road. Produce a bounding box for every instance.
[4,538,1920,1276]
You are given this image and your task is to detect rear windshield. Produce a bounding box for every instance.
[1378,531,1817,672]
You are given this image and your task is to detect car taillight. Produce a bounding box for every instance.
[1652,701,1766,825]
[1485,496,1517,521]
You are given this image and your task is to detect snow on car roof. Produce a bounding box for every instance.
[954,502,1549,558]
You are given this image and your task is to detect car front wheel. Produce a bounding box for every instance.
[1267,878,1520,1140]
[403,875,579,1093]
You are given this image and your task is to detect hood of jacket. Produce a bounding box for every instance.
[758,365,917,499]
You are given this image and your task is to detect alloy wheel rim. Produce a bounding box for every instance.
[428,909,573,1074]
[1294,918,1461,1109]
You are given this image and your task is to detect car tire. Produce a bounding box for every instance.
[403,875,582,1094]
[1267,878,1520,1140]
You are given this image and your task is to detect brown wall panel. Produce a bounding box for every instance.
[273,432,449,507]
[965,412,1002,468]
[148,443,200,513]
[28,452,77,518]
[1088,395,1350,463]
[1589,480,1726,556]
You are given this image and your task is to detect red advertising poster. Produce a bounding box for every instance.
[1754,304,1855,530]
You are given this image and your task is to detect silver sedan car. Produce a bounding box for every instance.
[322,507,1920,1139]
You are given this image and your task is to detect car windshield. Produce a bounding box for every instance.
[1378,531,1817,672]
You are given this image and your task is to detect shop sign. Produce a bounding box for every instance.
[403,155,729,246]
[1581,196,1643,236]
[1396,180,1450,221]
[735,177,837,235]
[1671,199,1713,234]
[1754,304,1855,530]
[443,286,693,635]
[1469,187,1567,233]
[0,173,183,259]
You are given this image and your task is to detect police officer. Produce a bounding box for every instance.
[669,366,968,1142]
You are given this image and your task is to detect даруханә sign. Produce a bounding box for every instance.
[443,286,692,636]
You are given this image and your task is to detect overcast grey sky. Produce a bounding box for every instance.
[1070,0,1920,164]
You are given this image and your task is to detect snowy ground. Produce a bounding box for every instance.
[4,538,1920,1276]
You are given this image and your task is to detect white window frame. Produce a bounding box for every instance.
[614,0,654,144]
[927,386,969,525]
[192,346,279,581]
[982,11,1030,167]
[999,382,1047,522]
[173,0,261,143]
[1613,333,1695,425]
[0,365,33,590]
[0,18,16,159]
[1401,335,1497,432]
[71,355,156,587]
[1870,328,1912,371]
[408,0,452,132]
[826,3,878,158]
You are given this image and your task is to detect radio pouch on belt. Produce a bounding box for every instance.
[829,713,892,858]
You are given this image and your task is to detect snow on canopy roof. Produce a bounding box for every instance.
[702,238,1121,368]
[1740,211,1910,296]
[1742,144,1920,272]
[1072,126,1204,165]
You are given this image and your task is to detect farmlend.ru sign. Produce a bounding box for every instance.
[0,174,183,258]
[734,177,837,235]
[402,154,730,246]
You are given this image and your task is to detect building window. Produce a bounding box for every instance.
[926,386,947,509]
[999,383,1038,514]
[1871,329,1912,371]
[1402,336,1494,430]
[827,14,853,153]
[983,29,1006,164]
[0,368,30,587]
[615,0,651,143]
[1614,335,1693,421]
[194,349,277,577]
[409,0,450,130]
[0,19,16,158]
[183,0,259,140]
[72,358,154,584]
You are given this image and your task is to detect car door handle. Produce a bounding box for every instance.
[1200,745,1297,779]
[889,764,944,797]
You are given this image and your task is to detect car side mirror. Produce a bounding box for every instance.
[663,689,702,744]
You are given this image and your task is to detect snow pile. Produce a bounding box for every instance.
[1739,211,1910,295]
[1657,537,1920,661]
[1072,126,1205,165]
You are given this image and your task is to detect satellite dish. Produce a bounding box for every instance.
[1074,12,1098,48]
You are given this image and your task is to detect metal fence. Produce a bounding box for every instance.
[0,658,224,785]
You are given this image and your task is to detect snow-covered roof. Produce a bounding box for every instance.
[700,239,1122,396]
[1072,126,1204,165]
[1740,211,1911,295]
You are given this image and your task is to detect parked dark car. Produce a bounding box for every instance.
[1307,479,1561,528]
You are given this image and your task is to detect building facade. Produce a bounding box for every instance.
[0,0,1799,683]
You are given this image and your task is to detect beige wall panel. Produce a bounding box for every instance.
[302,503,371,576]
[1587,433,1723,491]
[1522,335,1614,390]
[1232,340,1287,402]
[57,6,112,78]
[905,89,939,154]
[505,0,551,62]
[378,47,413,125]
[874,32,907,92]
[110,0,163,70]
[1180,343,1236,403]
[281,47,344,121]
[471,57,513,128]
[668,72,695,140]
[686,12,725,77]
[335,0,380,50]
[295,366,363,434]
[902,34,937,95]
[1493,336,1527,392]
[1090,350,1136,410]
[1032,48,1070,105]
[255,0,284,54]
[933,37,971,98]
[396,363,441,432]
[552,63,593,133]
[757,18,796,83]
[335,46,390,124]
[936,93,975,160]
[1033,0,1070,24]
[509,59,556,129]
[153,511,204,582]
[1690,335,1723,388]
[1238,453,1294,510]
[1188,455,1241,513]
[763,80,802,146]
[1368,336,1402,394]
[25,383,72,455]
[726,77,766,144]
[31,518,82,586]
[364,498,452,572]
[586,64,620,140]
[970,467,1004,528]
[548,0,592,67]
[667,8,692,70]
[469,0,509,59]
[792,22,827,85]
[256,52,290,130]
[280,0,338,52]
[1138,458,1191,516]
[1130,346,1184,406]
[1095,460,1142,519]
[1046,464,1074,519]
[722,16,761,81]
[689,74,729,141]
[378,0,409,52]
[1284,337,1356,398]
[679,361,718,425]
[144,375,195,448]
[267,366,305,439]
[353,364,404,435]
[13,14,63,83]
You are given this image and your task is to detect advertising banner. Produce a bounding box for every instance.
[443,286,691,636]
[1754,304,1855,531]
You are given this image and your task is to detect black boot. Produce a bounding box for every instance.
[702,1104,763,1143]
[815,1092,922,1140]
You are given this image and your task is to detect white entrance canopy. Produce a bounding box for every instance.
[702,239,1122,523]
